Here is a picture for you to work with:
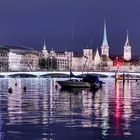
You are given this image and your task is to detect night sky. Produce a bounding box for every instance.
[0,0,140,55]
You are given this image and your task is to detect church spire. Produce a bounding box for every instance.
[102,20,109,46]
[43,40,47,50]
[101,19,109,57]
[42,40,49,58]
[95,48,99,56]
[125,30,129,46]
[94,48,101,65]
[123,30,131,61]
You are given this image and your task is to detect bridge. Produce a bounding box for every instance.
[0,71,140,78]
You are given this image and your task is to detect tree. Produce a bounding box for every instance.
[39,57,57,70]
[39,58,48,69]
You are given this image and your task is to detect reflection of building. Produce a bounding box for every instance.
[114,81,121,136]
[100,87,109,137]
[7,79,22,124]
[123,81,132,135]
[81,90,93,127]
[0,45,39,71]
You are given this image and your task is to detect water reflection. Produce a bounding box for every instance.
[115,81,121,136]
[8,78,22,124]
[114,81,132,136]
[81,89,94,127]
[100,85,109,137]
[0,78,139,139]
[123,81,132,136]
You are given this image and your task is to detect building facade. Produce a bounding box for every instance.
[0,21,135,72]
[0,47,9,72]
[41,44,113,71]
[0,45,39,71]
[41,42,73,71]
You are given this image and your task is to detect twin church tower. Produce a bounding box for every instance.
[101,22,131,61]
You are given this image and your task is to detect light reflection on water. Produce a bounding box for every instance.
[0,78,140,139]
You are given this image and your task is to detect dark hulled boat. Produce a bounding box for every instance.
[57,72,104,90]
[57,79,91,88]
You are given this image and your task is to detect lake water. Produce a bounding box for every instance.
[0,78,140,140]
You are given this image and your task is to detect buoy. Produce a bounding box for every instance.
[8,87,13,93]
[23,87,27,91]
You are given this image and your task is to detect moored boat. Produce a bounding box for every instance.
[57,79,91,88]
[57,74,104,90]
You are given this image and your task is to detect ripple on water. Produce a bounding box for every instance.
[0,78,139,139]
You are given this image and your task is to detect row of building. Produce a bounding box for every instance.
[40,23,137,72]
[0,45,39,71]
[0,22,138,72]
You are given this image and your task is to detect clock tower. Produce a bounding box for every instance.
[123,31,131,61]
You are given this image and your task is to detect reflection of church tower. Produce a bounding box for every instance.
[123,31,131,61]
[42,41,49,58]
[101,21,109,57]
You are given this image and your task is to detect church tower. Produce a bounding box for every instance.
[101,21,109,57]
[42,41,49,58]
[123,31,131,61]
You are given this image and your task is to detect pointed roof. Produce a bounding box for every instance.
[64,43,67,52]
[50,48,55,53]
[102,20,109,46]
[125,31,130,46]
[93,48,101,63]
[93,48,100,59]
[95,48,99,56]
[43,40,47,50]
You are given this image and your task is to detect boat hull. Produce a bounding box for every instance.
[57,80,91,88]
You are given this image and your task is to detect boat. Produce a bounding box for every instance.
[57,49,104,90]
[57,79,91,88]
[57,71,104,90]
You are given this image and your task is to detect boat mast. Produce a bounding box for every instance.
[70,17,75,74]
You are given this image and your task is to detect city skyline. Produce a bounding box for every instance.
[0,0,140,55]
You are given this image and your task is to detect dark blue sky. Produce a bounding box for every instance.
[0,0,140,55]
